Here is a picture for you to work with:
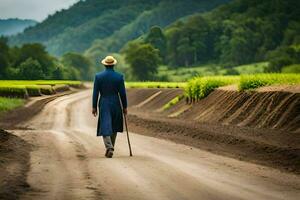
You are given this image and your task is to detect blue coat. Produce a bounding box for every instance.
[92,68,127,136]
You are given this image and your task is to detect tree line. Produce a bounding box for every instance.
[0,37,94,80]
[123,0,300,80]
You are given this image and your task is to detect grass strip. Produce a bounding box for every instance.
[0,97,25,112]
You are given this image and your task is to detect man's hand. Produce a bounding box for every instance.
[123,108,127,115]
[92,108,97,117]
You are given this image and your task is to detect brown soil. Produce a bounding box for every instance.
[0,86,299,199]
[0,90,76,130]
[0,90,79,199]
[126,88,161,106]
[126,87,300,174]
[178,89,300,132]
[256,85,300,93]
[0,88,299,199]
[0,129,31,200]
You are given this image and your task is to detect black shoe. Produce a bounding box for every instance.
[105,148,114,158]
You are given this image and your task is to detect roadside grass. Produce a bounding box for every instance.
[126,82,186,88]
[239,73,300,90]
[185,76,240,101]
[0,80,82,98]
[0,97,25,112]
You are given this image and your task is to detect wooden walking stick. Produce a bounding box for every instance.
[118,93,133,156]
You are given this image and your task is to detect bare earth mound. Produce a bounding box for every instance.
[126,86,300,173]
[179,89,300,132]
[0,129,31,200]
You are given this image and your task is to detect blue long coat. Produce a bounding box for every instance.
[92,68,127,137]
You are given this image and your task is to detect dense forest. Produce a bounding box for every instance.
[0,37,94,80]
[123,0,300,79]
[0,19,37,36]
[10,0,230,57]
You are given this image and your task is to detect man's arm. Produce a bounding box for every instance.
[119,75,127,114]
[92,75,99,116]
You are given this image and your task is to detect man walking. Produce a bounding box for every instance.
[92,56,127,158]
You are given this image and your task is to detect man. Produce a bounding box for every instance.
[92,55,127,158]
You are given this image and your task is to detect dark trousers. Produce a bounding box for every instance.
[103,132,117,150]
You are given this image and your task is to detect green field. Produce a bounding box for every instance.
[156,62,269,82]
[0,80,82,98]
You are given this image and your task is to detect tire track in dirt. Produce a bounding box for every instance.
[16,91,103,200]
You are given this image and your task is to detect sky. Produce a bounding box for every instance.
[0,0,79,21]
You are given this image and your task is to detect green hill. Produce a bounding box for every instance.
[0,19,37,36]
[128,0,300,72]
[85,0,231,60]
[10,0,230,56]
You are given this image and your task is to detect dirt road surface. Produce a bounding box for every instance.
[10,90,300,200]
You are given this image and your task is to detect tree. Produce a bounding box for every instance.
[14,43,55,78]
[266,46,300,72]
[165,25,182,66]
[52,64,65,80]
[124,42,161,80]
[0,37,9,78]
[176,37,195,66]
[61,52,93,80]
[18,58,45,80]
[65,67,81,80]
[145,26,167,61]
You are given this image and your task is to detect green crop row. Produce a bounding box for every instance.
[239,74,300,90]
[185,76,240,102]
[185,73,300,102]
[0,86,28,98]
[126,82,186,88]
[0,80,83,98]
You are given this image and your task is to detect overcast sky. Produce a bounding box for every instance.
[0,0,79,21]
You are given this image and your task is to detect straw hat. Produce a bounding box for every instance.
[101,55,117,65]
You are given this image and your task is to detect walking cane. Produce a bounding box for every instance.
[118,93,133,156]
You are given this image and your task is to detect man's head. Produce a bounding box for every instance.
[101,56,117,67]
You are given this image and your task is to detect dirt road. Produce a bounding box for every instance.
[11,90,300,200]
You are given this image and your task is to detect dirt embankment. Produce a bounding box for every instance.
[0,90,77,130]
[127,87,300,132]
[126,87,300,173]
[0,129,31,200]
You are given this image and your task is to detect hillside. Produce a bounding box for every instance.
[0,19,37,36]
[10,0,230,56]
[85,0,231,61]
[132,0,300,72]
